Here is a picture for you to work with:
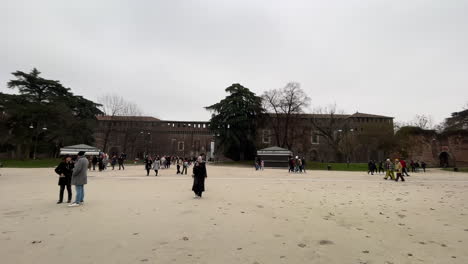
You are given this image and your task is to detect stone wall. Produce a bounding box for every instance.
[94,117,215,160]
[400,131,468,167]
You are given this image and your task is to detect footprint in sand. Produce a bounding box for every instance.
[298,243,307,248]
[319,240,334,245]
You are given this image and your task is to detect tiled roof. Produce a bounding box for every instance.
[350,112,393,119]
[97,116,160,121]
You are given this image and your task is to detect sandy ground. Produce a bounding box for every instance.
[1,165,468,264]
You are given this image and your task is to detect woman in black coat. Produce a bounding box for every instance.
[54,155,74,204]
[192,156,207,198]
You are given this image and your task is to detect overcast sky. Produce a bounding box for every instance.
[1,0,467,124]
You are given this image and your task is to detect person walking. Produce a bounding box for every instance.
[300,157,306,173]
[118,155,125,170]
[91,155,97,171]
[395,159,405,182]
[176,157,182,174]
[152,158,160,176]
[111,155,117,170]
[298,158,303,173]
[410,160,416,173]
[181,158,189,175]
[368,160,375,175]
[54,155,74,204]
[144,156,152,176]
[98,154,103,171]
[384,159,395,180]
[401,159,410,177]
[288,157,294,173]
[378,161,384,174]
[421,161,427,172]
[192,154,207,198]
[69,151,89,207]
[87,156,92,171]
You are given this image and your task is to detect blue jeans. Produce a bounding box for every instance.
[75,185,84,204]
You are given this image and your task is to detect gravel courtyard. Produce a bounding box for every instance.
[1,165,467,264]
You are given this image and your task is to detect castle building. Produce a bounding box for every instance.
[93,116,214,159]
[256,112,394,163]
[94,112,394,163]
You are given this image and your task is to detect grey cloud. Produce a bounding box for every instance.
[1,0,467,123]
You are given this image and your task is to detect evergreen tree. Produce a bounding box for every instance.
[206,83,264,160]
[1,68,102,159]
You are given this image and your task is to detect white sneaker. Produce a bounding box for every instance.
[193,196,200,199]
[68,203,80,207]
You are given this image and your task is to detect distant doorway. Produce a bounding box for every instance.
[310,150,318,161]
[439,152,449,167]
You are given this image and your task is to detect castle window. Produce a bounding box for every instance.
[262,130,271,144]
[178,142,184,151]
[311,131,319,144]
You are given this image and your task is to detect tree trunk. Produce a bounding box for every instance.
[102,122,112,152]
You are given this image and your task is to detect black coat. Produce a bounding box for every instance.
[55,161,74,186]
[192,162,207,193]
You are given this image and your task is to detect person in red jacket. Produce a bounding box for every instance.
[400,159,410,177]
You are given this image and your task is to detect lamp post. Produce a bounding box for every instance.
[140,131,151,157]
[30,123,47,160]
[337,128,354,167]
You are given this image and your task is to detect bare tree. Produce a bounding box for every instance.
[411,114,433,130]
[309,104,348,161]
[262,82,311,149]
[97,95,142,152]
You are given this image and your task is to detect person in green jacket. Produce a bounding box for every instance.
[384,158,395,180]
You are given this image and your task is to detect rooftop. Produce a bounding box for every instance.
[97,116,160,122]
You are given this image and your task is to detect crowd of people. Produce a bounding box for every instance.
[88,152,127,171]
[254,157,264,170]
[142,155,199,176]
[365,158,428,182]
[54,152,209,205]
[54,149,434,205]
[288,156,306,173]
[368,159,427,177]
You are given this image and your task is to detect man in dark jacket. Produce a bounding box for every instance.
[69,151,89,207]
[192,154,207,198]
[118,155,125,170]
[55,155,74,204]
[91,156,98,170]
